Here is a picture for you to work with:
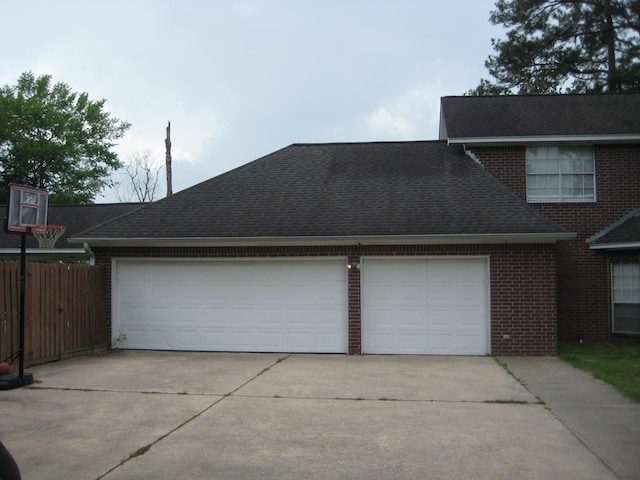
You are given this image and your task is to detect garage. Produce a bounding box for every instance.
[113,259,348,353]
[361,257,489,355]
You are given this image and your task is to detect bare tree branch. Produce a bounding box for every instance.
[112,150,163,203]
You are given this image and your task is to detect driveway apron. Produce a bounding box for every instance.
[0,352,622,480]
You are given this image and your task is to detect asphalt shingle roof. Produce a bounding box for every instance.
[1,203,142,249]
[73,141,567,241]
[589,209,640,247]
[440,93,640,140]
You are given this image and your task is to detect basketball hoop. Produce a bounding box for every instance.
[31,225,66,249]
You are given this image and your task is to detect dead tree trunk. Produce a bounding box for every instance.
[165,121,173,197]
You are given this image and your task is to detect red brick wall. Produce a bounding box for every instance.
[490,248,557,355]
[470,144,640,342]
[347,254,361,355]
[94,243,557,355]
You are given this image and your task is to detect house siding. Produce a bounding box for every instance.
[471,144,640,342]
[94,243,558,356]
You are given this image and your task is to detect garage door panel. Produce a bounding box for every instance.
[114,260,347,353]
[366,285,427,307]
[362,258,489,355]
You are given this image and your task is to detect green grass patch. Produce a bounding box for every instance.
[492,356,526,387]
[559,342,640,403]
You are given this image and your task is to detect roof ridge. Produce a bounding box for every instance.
[443,92,640,100]
[291,140,445,147]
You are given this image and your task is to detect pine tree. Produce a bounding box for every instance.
[469,0,640,95]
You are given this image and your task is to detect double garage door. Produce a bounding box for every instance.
[113,257,488,355]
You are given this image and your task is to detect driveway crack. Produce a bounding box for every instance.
[94,355,290,480]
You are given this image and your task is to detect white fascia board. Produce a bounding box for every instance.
[438,109,448,140]
[589,242,640,251]
[71,232,576,248]
[0,248,86,255]
[448,134,640,146]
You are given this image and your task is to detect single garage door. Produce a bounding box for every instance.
[361,257,489,355]
[113,259,347,353]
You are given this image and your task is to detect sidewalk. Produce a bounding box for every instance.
[503,357,640,480]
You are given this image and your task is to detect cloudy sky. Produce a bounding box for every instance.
[1,0,502,202]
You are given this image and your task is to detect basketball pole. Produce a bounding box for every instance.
[18,230,27,380]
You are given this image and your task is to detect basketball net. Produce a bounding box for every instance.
[31,225,66,249]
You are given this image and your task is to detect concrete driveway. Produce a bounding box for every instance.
[0,352,623,479]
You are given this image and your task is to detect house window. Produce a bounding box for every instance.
[526,146,595,202]
[611,262,640,334]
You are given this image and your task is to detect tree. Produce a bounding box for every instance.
[112,150,163,203]
[0,71,131,203]
[468,0,640,95]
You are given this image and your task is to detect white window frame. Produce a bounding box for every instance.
[611,262,640,334]
[526,146,596,203]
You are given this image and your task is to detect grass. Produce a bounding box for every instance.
[558,342,640,403]
[492,357,525,386]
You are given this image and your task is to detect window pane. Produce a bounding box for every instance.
[612,263,640,303]
[613,303,640,333]
[525,146,595,202]
[558,147,575,160]
[582,157,595,173]
[611,262,640,333]
[546,158,559,173]
[526,147,539,159]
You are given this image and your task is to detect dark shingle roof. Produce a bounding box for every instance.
[440,93,640,140]
[589,209,640,248]
[73,141,568,242]
[1,203,142,249]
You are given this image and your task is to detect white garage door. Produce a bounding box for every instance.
[113,259,347,353]
[362,257,489,355]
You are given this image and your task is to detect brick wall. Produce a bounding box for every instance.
[95,242,558,356]
[490,248,557,355]
[471,144,640,342]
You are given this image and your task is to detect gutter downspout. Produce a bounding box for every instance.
[84,242,96,266]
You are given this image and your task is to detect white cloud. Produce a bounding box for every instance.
[2,0,502,203]
[365,85,443,140]
[115,107,222,167]
[366,107,416,138]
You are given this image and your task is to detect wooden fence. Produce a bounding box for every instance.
[0,261,108,368]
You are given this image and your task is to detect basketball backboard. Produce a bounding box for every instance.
[4,184,48,233]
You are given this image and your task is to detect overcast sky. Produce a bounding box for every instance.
[1,0,502,202]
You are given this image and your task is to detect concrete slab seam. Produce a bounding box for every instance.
[25,385,225,397]
[94,354,291,480]
[494,357,546,405]
[540,402,622,480]
[230,393,538,404]
[498,358,623,480]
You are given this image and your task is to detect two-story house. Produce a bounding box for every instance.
[70,93,639,355]
[439,93,640,343]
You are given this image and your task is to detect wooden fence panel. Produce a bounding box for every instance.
[0,261,108,368]
[0,262,20,365]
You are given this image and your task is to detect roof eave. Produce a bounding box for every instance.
[448,134,640,147]
[589,242,640,251]
[71,232,576,248]
[0,248,87,255]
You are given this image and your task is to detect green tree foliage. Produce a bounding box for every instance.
[469,0,640,95]
[0,72,131,203]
